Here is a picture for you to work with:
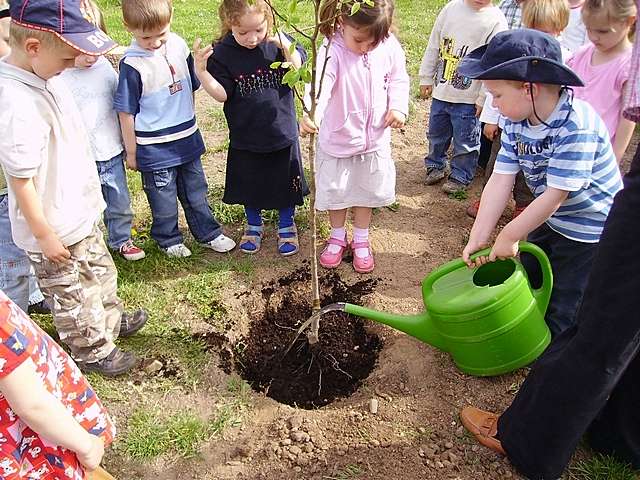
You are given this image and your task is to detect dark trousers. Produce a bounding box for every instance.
[521,223,597,336]
[497,146,640,480]
[141,157,222,248]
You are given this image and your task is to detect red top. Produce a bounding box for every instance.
[0,291,115,479]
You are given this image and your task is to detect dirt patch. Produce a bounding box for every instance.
[237,267,383,409]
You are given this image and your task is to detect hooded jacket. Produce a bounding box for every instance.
[312,31,410,157]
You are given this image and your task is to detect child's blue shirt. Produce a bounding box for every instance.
[495,91,623,243]
[114,32,205,172]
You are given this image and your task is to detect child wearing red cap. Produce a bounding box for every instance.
[0,0,147,377]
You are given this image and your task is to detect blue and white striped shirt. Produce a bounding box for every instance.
[494,92,623,243]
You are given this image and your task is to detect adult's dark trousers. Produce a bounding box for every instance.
[496,147,640,480]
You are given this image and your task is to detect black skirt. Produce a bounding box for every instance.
[222,141,309,210]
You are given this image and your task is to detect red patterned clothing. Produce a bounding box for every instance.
[0,291,115,479]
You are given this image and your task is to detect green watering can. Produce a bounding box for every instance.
[325,241,553,376]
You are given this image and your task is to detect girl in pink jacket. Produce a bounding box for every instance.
[300,0,410,273]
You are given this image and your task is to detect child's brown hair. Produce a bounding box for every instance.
[9,23,67,51]
[122,0,173,31]
[522,0,569,35]
[83,0,108,34]
[217,0,274,41]
[318,0,395,47]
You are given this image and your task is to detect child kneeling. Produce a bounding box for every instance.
[458,29,623,336]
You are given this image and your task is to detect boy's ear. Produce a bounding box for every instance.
[23,37,41,57]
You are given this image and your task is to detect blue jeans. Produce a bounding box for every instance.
[141,157,222,248]
[96,152,134,250]
[424,99,480,185]
[0,194,44,312]
[520,222,598,336]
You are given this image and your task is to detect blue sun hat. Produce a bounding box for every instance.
[8,0,117,55]
[457,29,584,87]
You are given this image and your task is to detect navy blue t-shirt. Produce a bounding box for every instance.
[207,33,305,153]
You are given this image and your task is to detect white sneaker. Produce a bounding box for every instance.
[203,234,236,253]
[164,243,192,258]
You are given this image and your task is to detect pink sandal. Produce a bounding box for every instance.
[319,236,348,269]
[351,241,375,273]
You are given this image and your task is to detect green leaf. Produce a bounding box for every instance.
[363,0,374,6]
[282,69,301,87]
[350,2,361,15]
[288,41,297,55]
[288,0,297,15]
[270,61,282,69]
[300,65,312,83]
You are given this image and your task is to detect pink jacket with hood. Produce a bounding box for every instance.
[312,31,410,157]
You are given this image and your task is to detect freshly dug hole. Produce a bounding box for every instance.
[237,268,382,409]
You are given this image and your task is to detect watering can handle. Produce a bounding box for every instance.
[422,241,553,313]
[518,241,553,314]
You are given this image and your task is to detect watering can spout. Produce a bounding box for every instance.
[339,303,448,352]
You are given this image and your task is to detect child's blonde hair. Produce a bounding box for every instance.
[318,0,395,47]
[217,0,274,41]
[122,0,173,31]
[522,0,569,34]
[9,23,67,51]
[82,0,108,33]
[582,0,637,35]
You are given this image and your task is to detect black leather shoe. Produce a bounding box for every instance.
[120,310,148,337]
[80,347,137,377]
[27,300,51,315]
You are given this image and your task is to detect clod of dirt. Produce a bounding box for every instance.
[237,268,383,409]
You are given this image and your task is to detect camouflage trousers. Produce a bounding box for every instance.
[27,222,122,363]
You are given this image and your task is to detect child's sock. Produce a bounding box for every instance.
[327,227,347,254]
[278,206,296,255]
[352,227,370,258]
[244,207,262,227]
[242,207,262,252]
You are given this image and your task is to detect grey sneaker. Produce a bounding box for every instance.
[424,167,446,185]
[164,243,192,258]
[80,347,137,377]
[442,178,469,194]
[120,310,148,337]
[203,234,236,253]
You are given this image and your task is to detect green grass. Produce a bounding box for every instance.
[323,464,365,480]
[120,377,250,459]
[569,454,639,480]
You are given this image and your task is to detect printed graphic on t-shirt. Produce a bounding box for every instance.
[235,67,286,96]
[515,134,553,156]
[435,37,472,90]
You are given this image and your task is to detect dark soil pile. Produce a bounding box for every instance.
[238,267,383,409]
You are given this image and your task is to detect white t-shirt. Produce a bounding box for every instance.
[58,56,123,162]
[0,61,105,252]
[561,5,589,53]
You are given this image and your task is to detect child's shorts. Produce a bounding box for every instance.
[315,146,396,211]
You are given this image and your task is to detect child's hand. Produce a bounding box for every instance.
[475,104,483,117]
[299,115,318,136]
[125,153,137,171]
[77,435,105,472]
[267,31,286,48]
[489,229,520,262]
[483,123,499,141]
[419,85,432,99]
[38,232,70,264]
[462,239,490,268]
[192,38,213,73]
[384,109,406,129]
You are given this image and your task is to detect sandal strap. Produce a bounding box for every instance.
[277,225,297,235]
[326,237,348,248]
[244,223,264,235]
[351,241,371,250]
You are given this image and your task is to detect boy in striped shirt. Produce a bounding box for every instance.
[458,29,623,336]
